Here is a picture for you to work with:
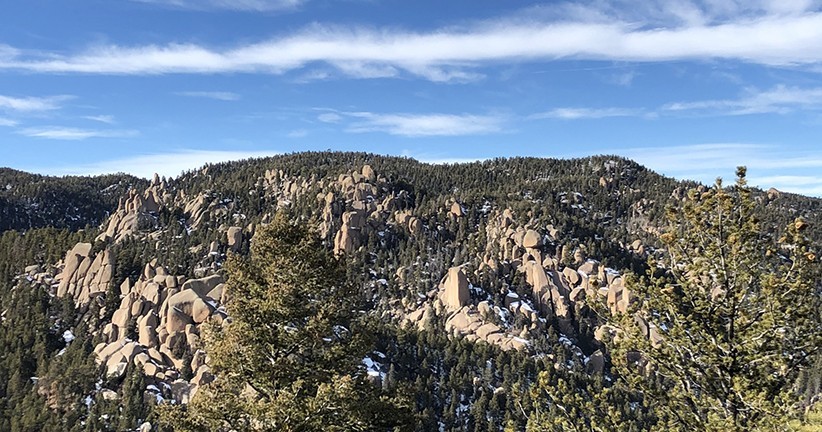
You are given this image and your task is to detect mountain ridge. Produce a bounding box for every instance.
[0,151,818,431]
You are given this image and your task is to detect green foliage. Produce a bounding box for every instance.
[161,213,413,431]
[0,168,146,231]
[605,168,821,431]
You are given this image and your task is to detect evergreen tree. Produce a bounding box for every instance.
[606,168,821,431]
[161,213,412,431]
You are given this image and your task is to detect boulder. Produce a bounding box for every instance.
[139,322,159,348]
[120,278,132,297]
[569,286,585,303]
[577,260,598,276]
[107,362,128,379]
[450,202,464,217]
[522,229,541,249]
[562,267,581,286]
[97,340,128,365]
[477,300,491,316]
[408,217,422,235]
[476,323,502,340]
[361,164,376,182]
[143,362,160,379]
[227,227,243,252]
[165,289,214,333]
[439,267,470,311]
[180,275,224,298]
[111,308,131,336]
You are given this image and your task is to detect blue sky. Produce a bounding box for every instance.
[1,0,821,196]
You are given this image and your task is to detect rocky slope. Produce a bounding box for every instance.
[2,152,819,430]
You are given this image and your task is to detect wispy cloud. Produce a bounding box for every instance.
[132,0,304,12]
[0,94,71,112]
[287,129,308,138]
[317,112,342,123]
[532,84,822,121]
[39,149,281,179]
[3,5,822,81]
[0,117,17,127]
[18,126,138,140]
[529,107,644,120]
[176,91,241,101]
[83,114,116,124]
[663,85,822,115]
[344,112,505,137]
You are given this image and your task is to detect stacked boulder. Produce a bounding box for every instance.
[91,260,226,402]
[97,174,170,243]
[56,243,114,305]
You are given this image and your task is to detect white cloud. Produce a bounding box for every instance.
[83,114,116,124]
[532,84,822,120]
[345,112,505,137]
[132,0,304,12]
[317,112,342,123]
[287,129,308,138]
[18,126,138,140]
[40,149,281,179]
[3,6,822,81]
[530,107,644,120]
[664,85,822,115]
[0,94,70,112]
[176,91,241,101]
[0,117,17,127]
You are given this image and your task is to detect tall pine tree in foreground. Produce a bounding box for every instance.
[606,168,821,431]
[161,213,412,431]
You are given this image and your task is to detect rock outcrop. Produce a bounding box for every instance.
[226,226,243,252]
[56,243,115,305]
[439,267,470,311]
[97,174,170,243]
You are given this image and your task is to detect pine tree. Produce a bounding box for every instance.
[161,213,412,431]
[606,168,821,431]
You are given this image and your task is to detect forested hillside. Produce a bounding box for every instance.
[0,152,818,431]
[0,168,147,232]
